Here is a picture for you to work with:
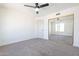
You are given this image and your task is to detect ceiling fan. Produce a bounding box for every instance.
[24,3,49,14]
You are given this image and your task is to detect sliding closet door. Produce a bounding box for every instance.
[48,15,74,45]
[49,15,74,36]
[48,18,57,35]
[59,15,74,36]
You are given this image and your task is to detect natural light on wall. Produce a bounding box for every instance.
[55,23,64,32]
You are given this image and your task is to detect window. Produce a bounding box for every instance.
[55,23,64,32]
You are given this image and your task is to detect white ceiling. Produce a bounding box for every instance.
[0,3,79,17]
[36,3,79,16]
[23,3,79,16]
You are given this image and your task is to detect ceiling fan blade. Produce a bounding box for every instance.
[24,5,36,8]
[39,3,49,8]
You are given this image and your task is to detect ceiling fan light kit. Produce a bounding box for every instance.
[35,8,39,14]
[24,3,49,14]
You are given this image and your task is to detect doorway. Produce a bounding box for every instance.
[48,14,74,46]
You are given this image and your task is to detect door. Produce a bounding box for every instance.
[48,14,74,45]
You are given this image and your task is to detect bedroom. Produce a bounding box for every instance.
[0,3,79,56]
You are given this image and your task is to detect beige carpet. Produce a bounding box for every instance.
[49,34,73,45]
[0,38,79,56]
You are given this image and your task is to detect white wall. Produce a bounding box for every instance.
[74,7,79,47]
[35,16,49,39]
[36,6,79,47]
[34,17,44,38]
[0,4,36,46]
